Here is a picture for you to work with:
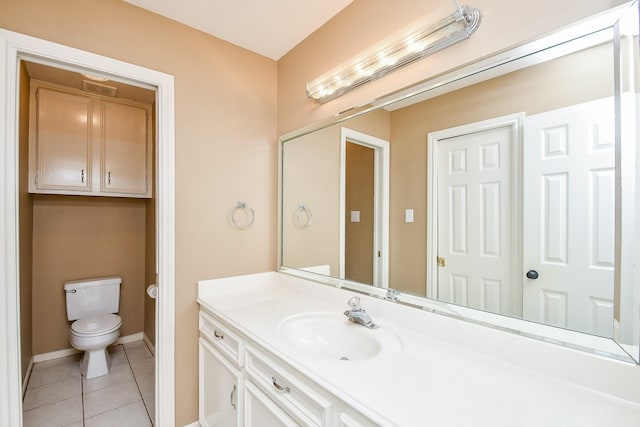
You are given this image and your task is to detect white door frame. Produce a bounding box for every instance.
[426,113,523,314]
[0,29,176,426]
[339,127,390,288]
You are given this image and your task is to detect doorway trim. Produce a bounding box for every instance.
[0,29,175,426]
[426,113,523,314]
[339,127,390,288]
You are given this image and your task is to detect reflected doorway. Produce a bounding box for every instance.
[340,128,390,288]
[345,141,375,284]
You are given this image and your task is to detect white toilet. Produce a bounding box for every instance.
[64,276,122,379]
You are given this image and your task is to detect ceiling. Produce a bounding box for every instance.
[122,0,354,60]
[25,61,156,104]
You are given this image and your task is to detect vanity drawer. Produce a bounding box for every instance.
[338,408,380,427]
[245,344,332,426]
[199,310,244,366]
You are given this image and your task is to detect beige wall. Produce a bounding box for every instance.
[32,196,146,353]
[282,109,389,276]
[1,1,277,423]
[144,182,156,346]
[282,126,342,275]
[19,62,33,380]
[145,107,157,348]
[345,142,374,284]
[388,42,613,295]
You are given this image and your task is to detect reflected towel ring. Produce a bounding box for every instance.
[294,204,313,229]
[231,202,255,229]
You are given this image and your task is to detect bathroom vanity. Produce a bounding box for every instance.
[198,272,640,427]
[197,3,640,426]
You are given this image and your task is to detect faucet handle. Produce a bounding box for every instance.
[347,296,361,310]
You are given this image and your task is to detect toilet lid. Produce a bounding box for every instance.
[71,314,121,336]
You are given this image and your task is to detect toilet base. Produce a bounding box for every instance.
[81,347,112,379]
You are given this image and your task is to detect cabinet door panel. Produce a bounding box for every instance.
[101,101,149,195]
[244,381,299,427]
[36,88,92,191]
[200,338,242,427]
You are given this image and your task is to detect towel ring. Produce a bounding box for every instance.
[294,204,313,229]
[232,202,255,229]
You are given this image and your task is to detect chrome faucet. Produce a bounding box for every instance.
[344,296,378,329]
[385,289,400,302]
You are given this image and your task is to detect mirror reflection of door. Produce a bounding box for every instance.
[431,99,615,337]
[345,141,375,284]
[434,122,518,317]
[522,98,614,338]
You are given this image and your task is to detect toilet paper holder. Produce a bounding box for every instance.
[147,284,158,299]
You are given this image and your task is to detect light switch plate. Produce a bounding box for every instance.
[351,211,360,222]
[405,209,414,223]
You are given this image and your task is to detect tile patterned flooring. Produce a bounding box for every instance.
[23,341,155,427]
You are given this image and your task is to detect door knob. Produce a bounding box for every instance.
[526,270,539,280]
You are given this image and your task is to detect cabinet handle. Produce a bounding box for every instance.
[271,376,290,393]
[213,330,224,340]
[81,169,84,183]
[230,384,237,410]
[108,171,111,185]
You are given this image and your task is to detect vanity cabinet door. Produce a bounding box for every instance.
[32,87,93,193]
[100,100,151,197]
[199,338,243,427]
[244,381,299,427]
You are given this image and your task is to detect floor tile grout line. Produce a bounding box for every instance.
[123,343,154,426]
[80,360,86,427]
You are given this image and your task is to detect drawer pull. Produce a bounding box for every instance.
[271,376,290,393]
[230,384,237,410]
[213,330,224,339]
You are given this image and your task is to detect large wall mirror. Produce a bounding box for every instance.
[280,1,640,362]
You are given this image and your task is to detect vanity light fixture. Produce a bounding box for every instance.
[81,73,110,82]
[306,2,481,104]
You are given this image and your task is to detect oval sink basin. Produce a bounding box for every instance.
[277,312,402,362]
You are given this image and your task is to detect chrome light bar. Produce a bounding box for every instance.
[306,4,481,104]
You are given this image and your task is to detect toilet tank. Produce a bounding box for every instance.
[64,277,121,321]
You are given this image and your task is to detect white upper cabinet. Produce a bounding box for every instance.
[29,81,153,198]
[32,88,93,192]
[101,100,150,195]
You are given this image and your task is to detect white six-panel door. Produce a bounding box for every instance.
[437,126,514,315]
[522,98,614,337]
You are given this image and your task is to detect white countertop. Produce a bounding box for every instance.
[197,271,640,427]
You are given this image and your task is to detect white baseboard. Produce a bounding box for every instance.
[143,332,155,356]
[32,347,81,363]
[32,332,144,363]
[22,356,34,398]
[116,332,143,345]
[183,422,200,427]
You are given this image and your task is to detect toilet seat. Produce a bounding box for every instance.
[71,314,121,337]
